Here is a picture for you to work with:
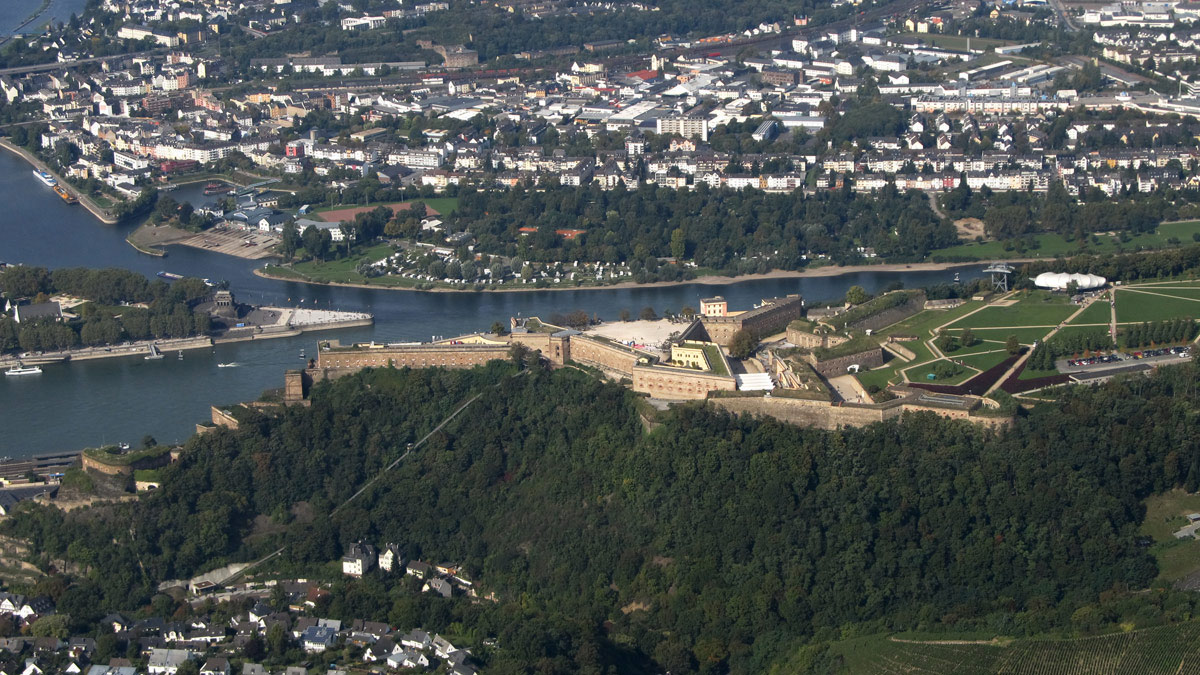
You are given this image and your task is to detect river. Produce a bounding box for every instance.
[0,0,86,35]
[0,150,986,455]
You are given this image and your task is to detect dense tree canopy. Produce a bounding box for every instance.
[8,358,1200,672]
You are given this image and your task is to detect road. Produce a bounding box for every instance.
[0,49,158,76]
[1047,0,1079,32]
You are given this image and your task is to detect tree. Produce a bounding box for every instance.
[639,307,658,321]
[491,321,507,335]
[30,614,69,639]
[961,328,977,347]
[1006,334,1021,355]
[728,329,757,359]
[846,286,869,305]
[281,223,301,261]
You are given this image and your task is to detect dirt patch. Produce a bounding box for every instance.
[127,222,194,255]
[621,601,652,614]
[954,218,987,241]
[314,201,438,224]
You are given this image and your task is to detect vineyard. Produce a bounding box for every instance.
[837,623,1200,674]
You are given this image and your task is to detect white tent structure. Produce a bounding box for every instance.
[1032,272,1106,291]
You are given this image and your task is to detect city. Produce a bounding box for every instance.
[4,0,1200,672]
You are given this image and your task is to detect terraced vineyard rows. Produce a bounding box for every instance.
[844,623,1200,674]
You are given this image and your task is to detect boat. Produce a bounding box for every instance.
[299,349,305,359]
[145,344,164,360]
[53,185,77,204]
[160,184,178,191]
[177,350,183,360]
[953,272,961,283]
[217,362,239,368]
[32,170,56,187]
[157,271,183,281]
[5,364,42,376]
[203,182,230,195]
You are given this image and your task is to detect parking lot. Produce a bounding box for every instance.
[1057,346,1191,374]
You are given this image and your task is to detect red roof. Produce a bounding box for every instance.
[626,69,659,81]
[556,229,587,240]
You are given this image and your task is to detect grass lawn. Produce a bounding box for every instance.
[939,331,1012,356]
[1139,491,1200,583]
[1126,277,1200,288]
[1141,490,1200,541]
[825,625,1200,675]
[1018,364,1060,380]
[948,298,1076,329]
[1150,539,1200,582]
[967,326,1054,346]
[855,364,898,391]
[288,244,395,283]
[956,350,1012,372]
[1115,290,1200,323]
[259,265,306,280]
[904,359,975,385]
[883,301,983,338]
[1066,300,1112,326]
[700,344,728,377]
[931,221,1200,261]
[1124,287,1200,302]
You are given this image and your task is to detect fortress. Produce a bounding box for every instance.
[277,294,1007,430]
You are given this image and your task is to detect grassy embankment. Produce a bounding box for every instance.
[931,221,1200,261]
[812,622,1200,674]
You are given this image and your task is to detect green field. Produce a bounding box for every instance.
[904,359,975,385]
[1124,287,1200,301]
[883,301,983,338]
[856,363,899,391]
[956,349,1011,372]
[830,623,1200,674]
[1115,290,1200,323]
[283,244,396,284]
[1067,300,1113,326]
[932,221,1200,261]
[939,329,1025,355]
[947,296,1076,329]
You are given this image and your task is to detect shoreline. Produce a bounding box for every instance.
[0,314,372,367]
[0,139,121,225]
[254,260,1014,294]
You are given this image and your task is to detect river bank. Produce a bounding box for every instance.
[1,308,373,368]
[0,139,120,225]
[255,259,1017,294]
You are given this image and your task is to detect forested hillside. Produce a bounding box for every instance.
[8,360,1200,673]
